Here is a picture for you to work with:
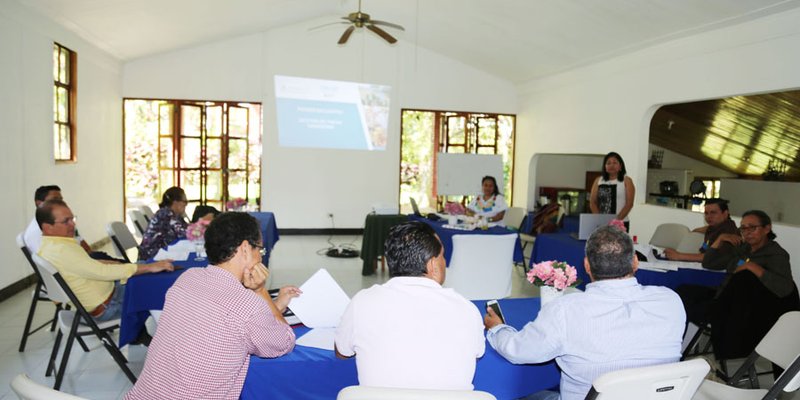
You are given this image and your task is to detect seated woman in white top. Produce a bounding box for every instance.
[466,176,507,224]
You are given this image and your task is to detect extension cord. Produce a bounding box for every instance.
[325,247,359,258]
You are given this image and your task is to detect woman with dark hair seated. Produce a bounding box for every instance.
[702,210,800,361]
[138,187,189,261]
[465,175,507,224]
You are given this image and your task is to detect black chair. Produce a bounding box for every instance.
[31,254,136,390]
[15,233,65,352]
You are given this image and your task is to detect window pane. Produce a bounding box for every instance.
[53,87,58,120]
[53,125,61,159]
[181,170,202,200]
[159,103,173,136]
[59,125,71,159]
[159,138,174,168]
[207,105,222,138]
[447,117,465,144]
[228,138,247,170]
[53,45,59,80]
[477,147,494,155]
[477,118,497,146]
[181,105,201,137]
[180,138,201,168]
[229,106,249,138]
[206,138,221,168]
[206,171,222,201]
[228,171,247,199]
[59,50,67,83]
[159,170,174,192]
[57,87,68,122]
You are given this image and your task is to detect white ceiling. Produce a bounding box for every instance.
[14,0,800,83]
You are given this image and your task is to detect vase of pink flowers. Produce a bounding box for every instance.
[528,260,580,306]
[186,219,210,260]
[226,197,247,211]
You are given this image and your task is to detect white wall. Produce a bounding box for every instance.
[721,179,800,225]
[0,2,122,290]
[123,18,518,228]
[529,154,604,206]
[514,8,800,285]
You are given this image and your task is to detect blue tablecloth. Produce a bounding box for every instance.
[118,258,206,347]
[248,212,280,265]
[409,215,524,264]
[531,233,726,290]
[241,298,559,400]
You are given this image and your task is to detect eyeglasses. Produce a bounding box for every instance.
[252,244,267,256]
[55,216,76,225]
[739,224,763,233]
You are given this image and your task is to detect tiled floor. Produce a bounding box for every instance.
[0,235,794,399]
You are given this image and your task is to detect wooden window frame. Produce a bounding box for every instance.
[54,42,77,162]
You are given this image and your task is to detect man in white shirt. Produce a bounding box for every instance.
[335,221,485,390]
[484,226,685,400]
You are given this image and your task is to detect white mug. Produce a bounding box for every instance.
[448,216,458,225]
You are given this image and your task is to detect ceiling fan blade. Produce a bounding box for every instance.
[338,25,356,45]
[370,20,405,31]
[308,21,350,32]
[366,24,397,44]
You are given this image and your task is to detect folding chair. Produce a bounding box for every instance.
[139,205,155,223]
[106,221,138,263]
[10,373,88,400]
[127,209,149,237]
[337,385,497,400]
[31,254,137,390]
[649,223,690,249]
[585,358,709,399]
[693,311,800,400]
[16,233,65,352]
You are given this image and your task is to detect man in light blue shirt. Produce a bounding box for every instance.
[484,226,686,400]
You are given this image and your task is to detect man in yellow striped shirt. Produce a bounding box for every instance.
[37,199,173,322]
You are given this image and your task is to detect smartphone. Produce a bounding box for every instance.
[486,300,505,324]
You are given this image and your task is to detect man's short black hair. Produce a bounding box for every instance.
[35,185,61,202]
[36,199,68,229]
[204,212,262,265]
[585,225,634,280]
[705,198,729,213]
[384,222,442,277]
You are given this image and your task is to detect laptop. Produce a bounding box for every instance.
[571,213,616,240]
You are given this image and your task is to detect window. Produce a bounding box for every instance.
[400,110,515,213]
[690,178,722,212]
[123,99,263,217]
[53,43,76,162]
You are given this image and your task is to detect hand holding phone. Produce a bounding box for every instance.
[486,300,505,324]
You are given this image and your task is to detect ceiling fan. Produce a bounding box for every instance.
[317,0,405,45]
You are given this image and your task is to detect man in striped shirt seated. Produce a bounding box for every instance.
[484,226,686,400]
[126,212,301,400]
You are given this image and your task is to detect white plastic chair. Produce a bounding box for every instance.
[503,207,526,231]
[128,209,149,237]
[585,358,709,399]
[444,234,517,300]
[106,221,138,263]
[31,254,137,390]
[139,205,155,222]
[650,223,690,249]
[693,311,800,400]
[676,232,705,254]
[10,374,88,400]
[337,385,496,400]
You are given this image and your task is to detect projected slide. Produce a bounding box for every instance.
[274,75,391,151]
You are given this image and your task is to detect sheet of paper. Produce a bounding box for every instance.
[295,327,337,351]
[153,248,189,261]
[288,268,350,328]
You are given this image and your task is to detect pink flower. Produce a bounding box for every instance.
[444,202,466,215]
[528,260,580,291]
[186,219,210,241]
